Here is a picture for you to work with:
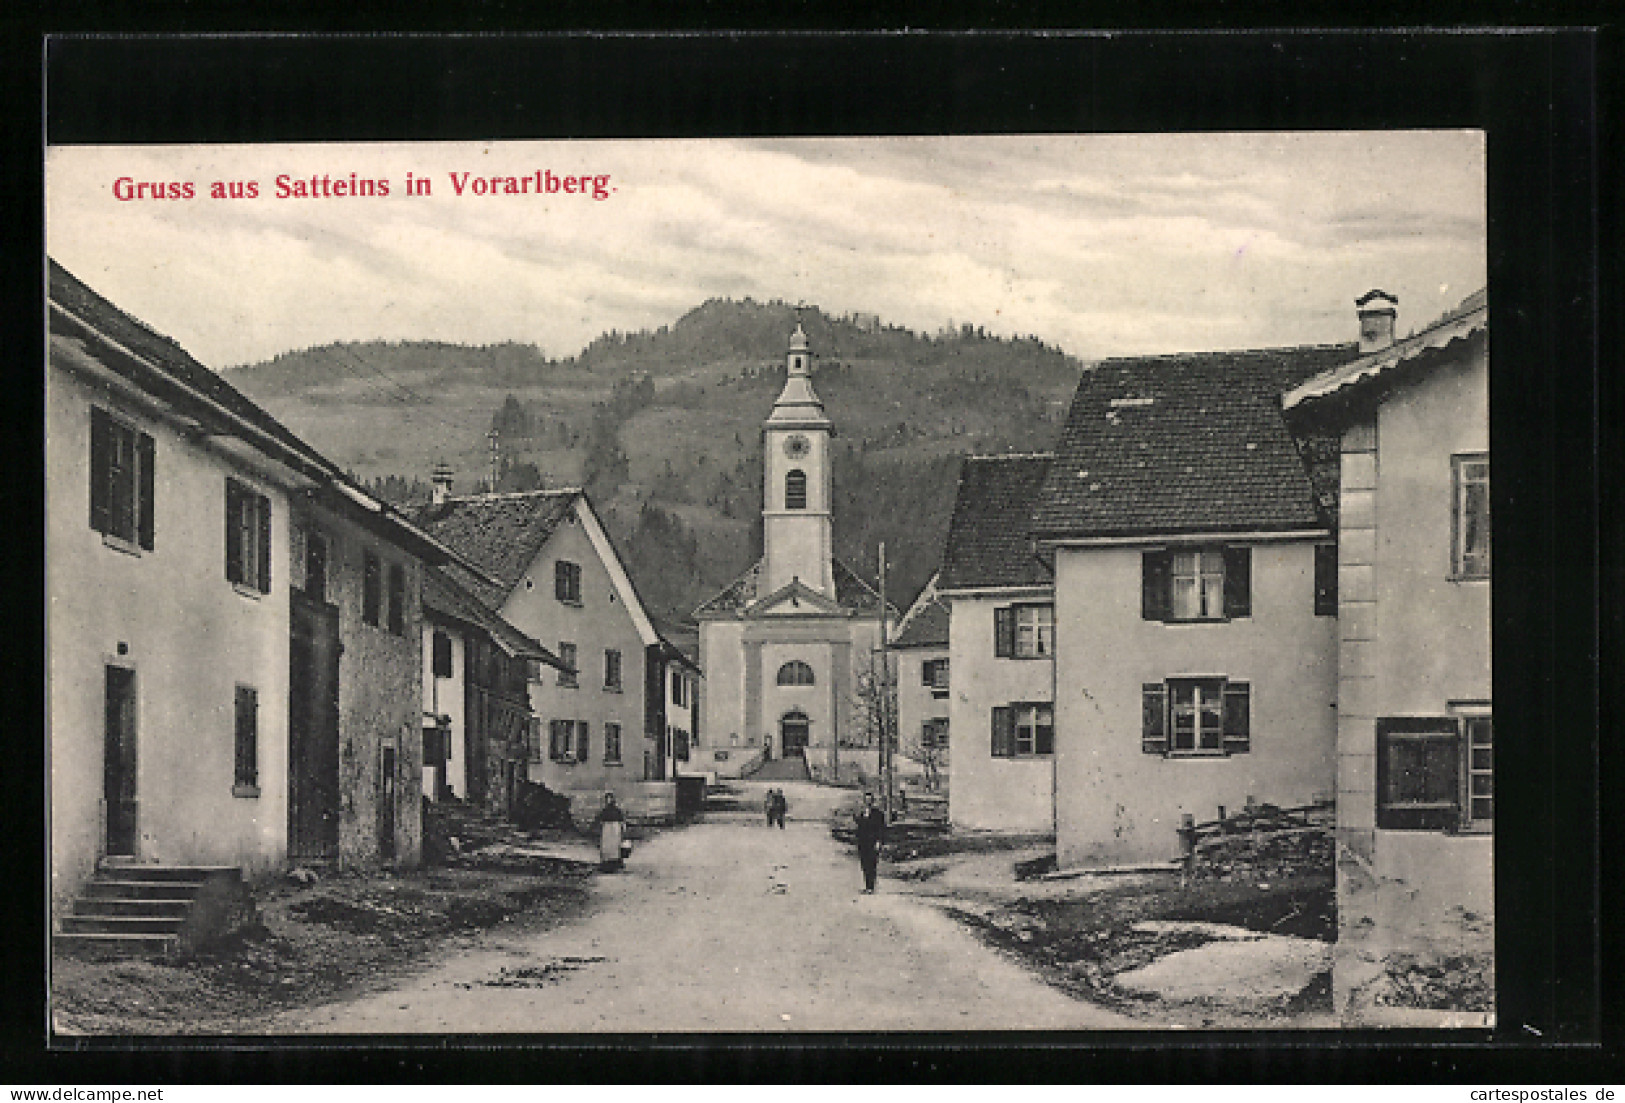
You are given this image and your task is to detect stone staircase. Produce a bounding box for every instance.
[747,753,812,782]
[56,863,249,959]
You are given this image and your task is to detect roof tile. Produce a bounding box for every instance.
[939,454,1055,590]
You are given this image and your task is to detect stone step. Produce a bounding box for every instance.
[97,862,241,882]
[59,913,186,936]
[74,897,192,919]
[83,879,203,900]
[54,931,177,960]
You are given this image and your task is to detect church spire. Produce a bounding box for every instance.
[767,319,831,428]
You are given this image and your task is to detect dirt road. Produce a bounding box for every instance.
[271,782,1131,1032]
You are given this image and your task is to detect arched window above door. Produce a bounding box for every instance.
[777,660,815,686]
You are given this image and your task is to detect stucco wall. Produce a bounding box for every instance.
[1332,339,1492,1021]
[1052,541,1337,867]
[501,513,649,803]
[421,622,468,798]
[946,592,1055,832]
[896,646,950,767]
[48,358,292,915]
[695,619,749,773]
[302,507,425,870]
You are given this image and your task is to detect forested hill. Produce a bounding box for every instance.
[228,298,1087,627]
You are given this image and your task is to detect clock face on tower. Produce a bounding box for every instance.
[783,434,811,460]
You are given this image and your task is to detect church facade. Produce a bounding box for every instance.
[692,325,890,779]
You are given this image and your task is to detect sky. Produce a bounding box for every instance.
[46,133,1485,369]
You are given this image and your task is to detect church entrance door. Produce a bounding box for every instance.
[780,711,810,759]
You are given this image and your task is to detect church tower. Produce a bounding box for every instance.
[761,321,835,598]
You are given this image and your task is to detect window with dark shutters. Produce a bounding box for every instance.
[1141,683,1168,754]
[1314,543,1338,616]
[1142,550,1172,620]
[555,560,582,604]
[90,407,155,549]
[363,550,381,625]
[387,564,405,634]
[576,721,591,763]
[225,480,244,583]
[1222,683,1251,753]
[226,479,271,593]
[432,631,453,677]
[1222,547,1251,618]
[990,706,1015,757]
[993,606,1015,657]
[233,685,258,791]
[1376,717,1461,830]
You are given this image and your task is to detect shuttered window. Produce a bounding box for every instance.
[1314,543,1338,616]
[1452,454,1490,579]
[431,631,453,678]
[555,560,582,604]
[225,478,271,593]
[89,407,155,550]
[233,685,259,791]
[362,550,381,625]
[576,721,591,763]
[604,722,623,764]
[1142,678,1250,757]
[387,563,406,635]
[995,605,1051,658]
[991,704,1050,757]
[1143,545,1250,621]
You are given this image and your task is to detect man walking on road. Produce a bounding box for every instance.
[854,792,886,893]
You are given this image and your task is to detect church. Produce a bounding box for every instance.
[692,324,891,780]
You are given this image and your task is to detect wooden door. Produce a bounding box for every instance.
[103,666,138,856]
[289,591,340,862]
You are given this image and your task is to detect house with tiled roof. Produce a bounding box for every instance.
[413,481,698,823]
[935,453,1057,832]
[1029,343,1341,869]
[891,574,952,791]
[48,260,473,935]
[421,563,568,816]
[692,324,894,781]
[1285,289,1492,1026]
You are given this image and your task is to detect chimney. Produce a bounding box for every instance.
[431,460,454,506]
[1356,289,1399,353]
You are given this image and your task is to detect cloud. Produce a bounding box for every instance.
[45,133,1485,367]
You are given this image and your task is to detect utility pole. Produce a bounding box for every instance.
[487,426,500,493]
[878,542,892,822]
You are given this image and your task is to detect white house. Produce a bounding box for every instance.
[1030,346,1346,868]
[415,484,696,823]
[935,454,1057,833]
[48,260,463,925]
[891,575,951,792]
[1285,289,1492,1025]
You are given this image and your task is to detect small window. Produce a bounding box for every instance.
[555,560,582,604]
[1314,543,1338,616]
[548,718,575,762]
[387,563,406,635]
[785,469,808,510]
[991,704,1052,757]
[305,532,329,601]
[557,642,578,687]
[89,407,155,550]
[1142,547,1251,622]
[233,685,258,793]
[225,479,272,594]
[604,722,623,764]
[1376,712,1493,831]
[994,604,1053,659]
[1142,678,1250,757]
[671,670,686,707]
[777,660,815,686]
[922,658,950,697]
[922,717,949,750]
[363,550,381,626]
[431,630,453,678]
[1452,454,1490,579]
[604,648,622,691]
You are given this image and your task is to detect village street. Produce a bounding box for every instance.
[269,781,1132,1033]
